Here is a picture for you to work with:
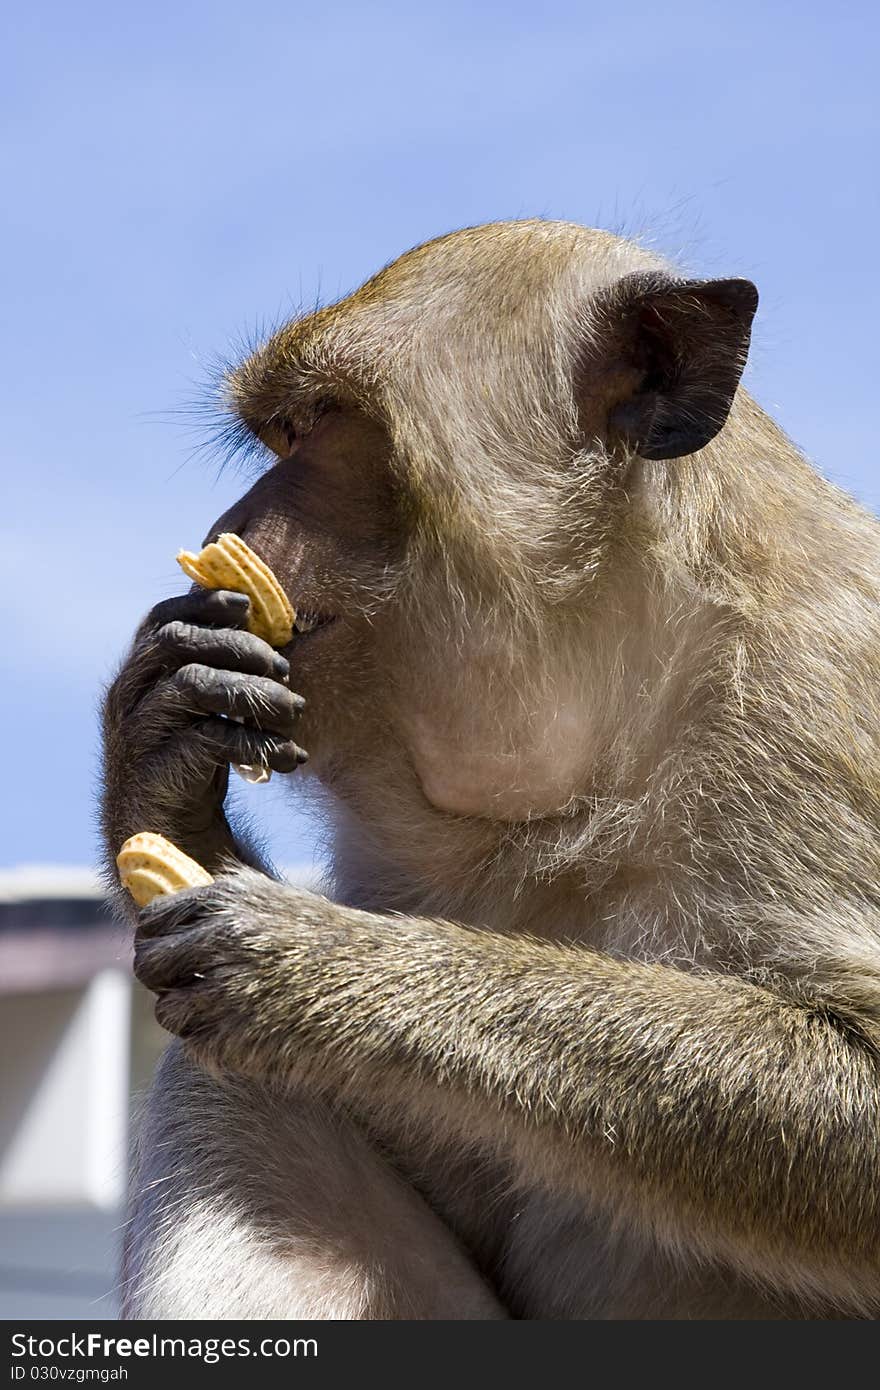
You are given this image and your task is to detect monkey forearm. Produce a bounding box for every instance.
[146,876,880,1301]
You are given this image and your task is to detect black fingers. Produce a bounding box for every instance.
[135,926,214,992]
[172,666,304,736]
[113,585,308,787]
[136,886,205,939]
[157,622,290,682]
[147,588,251,632]
[195,717,308,773]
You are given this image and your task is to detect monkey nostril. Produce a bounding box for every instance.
[201,513,250,549]
[202,525,241,548]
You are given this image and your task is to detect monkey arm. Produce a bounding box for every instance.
[136,870,880,1311]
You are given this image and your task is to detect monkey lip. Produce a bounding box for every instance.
[293,610,336,638]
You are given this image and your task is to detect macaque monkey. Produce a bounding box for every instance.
[102,220,880,1319]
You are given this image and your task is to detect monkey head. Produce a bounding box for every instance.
[207,222,757,823]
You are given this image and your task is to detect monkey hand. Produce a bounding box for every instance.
[101,589,307,886]
[133,869,350,1076]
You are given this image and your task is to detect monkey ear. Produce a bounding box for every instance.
[599,272,759,460]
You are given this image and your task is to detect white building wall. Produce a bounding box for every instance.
[0,970,131,1208]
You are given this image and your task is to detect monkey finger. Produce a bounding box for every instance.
[157,622,291,684]
[147,589,251,633]
[154,986,219,1042]
[134,925,215,992]
[136,886,209,941]
[120,591,255,701]
[173,666,305,736]
[194,716,308,773]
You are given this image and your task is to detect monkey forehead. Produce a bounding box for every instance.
[348,220,657,316]
[227,220,669,424]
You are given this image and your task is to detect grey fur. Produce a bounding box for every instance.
[102,221,880,1319]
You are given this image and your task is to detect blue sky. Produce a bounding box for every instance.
[1,0,878,870]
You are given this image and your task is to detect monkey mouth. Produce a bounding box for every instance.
[293,609,336,637]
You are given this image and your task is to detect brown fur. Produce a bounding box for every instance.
[102,220,880,1319]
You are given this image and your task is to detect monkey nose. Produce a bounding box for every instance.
[201,499,252,549]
